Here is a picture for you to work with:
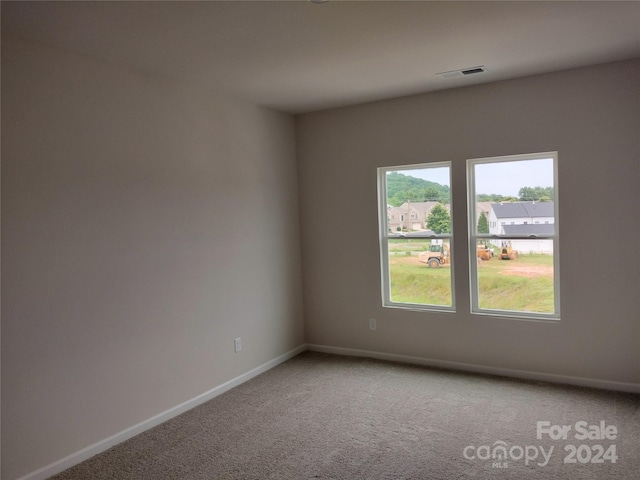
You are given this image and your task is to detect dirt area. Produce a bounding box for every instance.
[497,264,553,278]
[391,255,552,278]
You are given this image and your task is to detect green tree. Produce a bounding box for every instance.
[518,186,554,202]
[386,172,450,206]
[427,203,451,234]
[478,193,510,202]
[477,211,489,234]
[423,187,442,201]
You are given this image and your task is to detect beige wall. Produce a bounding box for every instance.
[1,37,304,479]
[297,60,640,384]
[3,32,639,480]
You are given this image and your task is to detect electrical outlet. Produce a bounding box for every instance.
[234,337,242,353]
[369,318,377,331]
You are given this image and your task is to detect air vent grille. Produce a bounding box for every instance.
[461,67,485,75]
[437,66,487,79]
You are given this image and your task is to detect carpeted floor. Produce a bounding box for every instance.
[52,351,640,479]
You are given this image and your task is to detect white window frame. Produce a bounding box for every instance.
[467,152,560,320]
[377,162,455,312]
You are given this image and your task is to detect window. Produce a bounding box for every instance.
[378,163,454,311]
[377,152,559,320]
[467,152,559,319]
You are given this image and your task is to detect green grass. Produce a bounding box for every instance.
[477,273,554,312]
[509,253,554,267]
[476,254,554,313]
[388,239,431,252]
[389,252,554,313]
[390,261,452,306]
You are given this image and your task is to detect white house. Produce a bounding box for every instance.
[488,202,555,253]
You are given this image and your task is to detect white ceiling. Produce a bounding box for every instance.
[3,1,639,113]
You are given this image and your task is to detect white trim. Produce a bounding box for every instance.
[377,162,455,311]
[15,342,639,480]
[306,344,640,394]
[15,344,307,480]
[467,152,560,320]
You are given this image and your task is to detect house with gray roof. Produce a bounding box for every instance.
[502,224,555,236]
[488,201,555,253]
[488,201,554,235]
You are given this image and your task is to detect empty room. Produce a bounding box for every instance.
[2,1,639,479]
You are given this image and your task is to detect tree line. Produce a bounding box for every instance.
[388,172,553,205]
[386,172,450,207]
[388,173,553,234]
[478,186,554,203]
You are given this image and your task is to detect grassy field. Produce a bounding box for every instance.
[477,253,554,313]
[388,240,554,312]
[388,239,452,306]
[389,257,453,306]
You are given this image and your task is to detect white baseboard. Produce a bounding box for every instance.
[14,342,639,480]
[306,344,640,394]
[16,344,307,480]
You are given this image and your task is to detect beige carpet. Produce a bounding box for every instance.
[52,352,640,479]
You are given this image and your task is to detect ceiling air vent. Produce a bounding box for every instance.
[437,66,487,79]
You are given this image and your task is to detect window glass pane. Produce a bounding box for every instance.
[385,167,451,234]
[380,163,453,310]
[473,158,555,236]
[388,238,452,307]
[469,153,558,319]
[476,239,555,314]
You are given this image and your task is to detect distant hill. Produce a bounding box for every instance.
[386,172,450,207]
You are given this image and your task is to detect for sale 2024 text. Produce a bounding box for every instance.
[537,420,618,464]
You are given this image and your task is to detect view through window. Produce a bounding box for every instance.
[468,153,559,318]
[378,163,454,310]
[378,152,560,319]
